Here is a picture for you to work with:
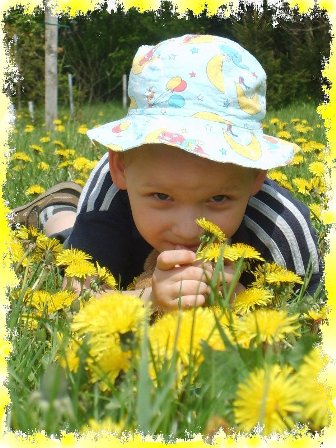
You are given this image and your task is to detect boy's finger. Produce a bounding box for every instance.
[156,250,196,271]
[173,294,207,309]
[171,279,210,297]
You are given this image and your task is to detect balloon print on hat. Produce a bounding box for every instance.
[112,121,131,133]
[166,76,187,93]
[166,77,187,108]
[168,94,185,108]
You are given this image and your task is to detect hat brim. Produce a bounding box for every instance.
[87,114,299,170]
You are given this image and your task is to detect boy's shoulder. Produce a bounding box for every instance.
[77,153,128,215]
[241,177,320,276]
[255,177,310,215]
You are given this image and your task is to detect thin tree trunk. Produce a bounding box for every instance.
[45,3,58,130]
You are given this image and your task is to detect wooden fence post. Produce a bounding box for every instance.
[68,73,75,117]
[122,74,127,109]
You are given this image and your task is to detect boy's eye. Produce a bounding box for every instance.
[154,192,170,201]
[210,195,228,203]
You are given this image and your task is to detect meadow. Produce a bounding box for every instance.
[4,101,331,439]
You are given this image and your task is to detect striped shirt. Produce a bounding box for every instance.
[66,152,322,293]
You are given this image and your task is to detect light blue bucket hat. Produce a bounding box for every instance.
[87,34,299,169]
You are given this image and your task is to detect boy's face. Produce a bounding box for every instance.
[109,144,266,252]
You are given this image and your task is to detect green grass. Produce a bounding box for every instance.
[4,100,330,438]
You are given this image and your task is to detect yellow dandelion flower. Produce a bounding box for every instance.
[77,125,88,135]
[290,154,304,165]
[309,203,322,219]
[93,263,117,289]
[29,144,44,154]
[268,170,288,183]
[15,225,42,241]
[305,306,329,322]
[197,242,263,263]
[65,260,97,279]
[56,248,93,266]
[55,124,65,132]
[309,161,325,177]
[297,347,331,429]
[52,140,65,147]
[47,290,77,313]
[196,217,226,242]
[72,293,145,357]
[72,293,145,387]
[8,239,28,267]
[277,121,288,130]
[232,287,273,315]
[310,176,327,194]
[24,124,34,133]
[58,161,72,169]
[72,157,96,172]
[252,262,303,287]
[38,161,50,171]
[301,140,325,152]
[294,137,307,144]
[225,243,264,261]
[269,118,280,125]
[26,185,46,196]
[294,124,312,134]
[59,338,80,373]
[87,345,132,390]
[82,417,125,434]
[292,177,311,195]
[149,308,224,383]
[27,290,76,314]
[234,365,301,434]
[268,171,292,190]
[276,131,292,140]
[20,313,39,330]
[266,269,303,286]
[290,118,301,123]
[40,136,51,143]
[234,309,300,347]
[25,290,50,309]
[55,148,76,158]
[13,165,24,172]
[11,152,32,163]
[196,242,224,262]
[35,235,63,257]
[53,118,62,125]
[73,178,86,187]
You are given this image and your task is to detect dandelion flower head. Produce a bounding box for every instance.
[234,364,301,434]
[234,309,300,348]
[232,287,273,315]
[195,217,226,242]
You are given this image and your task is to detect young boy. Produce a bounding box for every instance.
[14,34,322,311]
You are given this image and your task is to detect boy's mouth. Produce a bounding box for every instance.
[174,244,199,252]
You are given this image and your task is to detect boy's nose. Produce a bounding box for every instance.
[172,211,201,245]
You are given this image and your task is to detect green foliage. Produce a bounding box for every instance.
[3,1,331,110]
[229,3,331,108]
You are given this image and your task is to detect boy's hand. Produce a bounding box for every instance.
[151,249,213,312]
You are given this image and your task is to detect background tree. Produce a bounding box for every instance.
[3,1,331,111]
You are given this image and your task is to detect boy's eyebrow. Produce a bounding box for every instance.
[141,179,242,193]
